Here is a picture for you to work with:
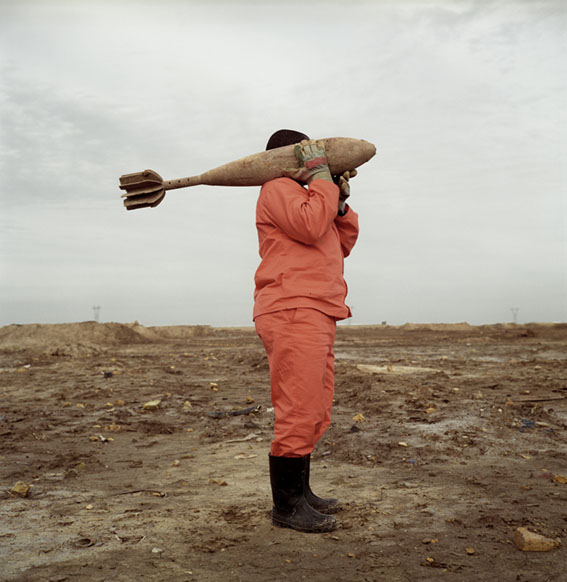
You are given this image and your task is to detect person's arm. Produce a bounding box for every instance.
[260,178,340,245]
[261,139,339,244]
[335,207,359,257]
[333,170,359,257]
[333,169,356,216]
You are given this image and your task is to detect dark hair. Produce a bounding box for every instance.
[265,129,310,150]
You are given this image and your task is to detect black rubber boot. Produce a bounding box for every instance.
[269,455,337,533]
[304,454,340,514]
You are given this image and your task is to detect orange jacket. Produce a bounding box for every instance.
[253,177,359,320]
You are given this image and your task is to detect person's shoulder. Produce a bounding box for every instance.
[261,177,303,195]
[263,176,298,188]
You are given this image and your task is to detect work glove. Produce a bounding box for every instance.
[283,140,333,184]
[334,169,357,215]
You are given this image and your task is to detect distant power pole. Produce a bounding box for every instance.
[93,305,101,322]
[510,307,519,324]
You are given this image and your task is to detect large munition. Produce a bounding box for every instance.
[119,137,376,210]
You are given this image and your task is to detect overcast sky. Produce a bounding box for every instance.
[1,0,565,327]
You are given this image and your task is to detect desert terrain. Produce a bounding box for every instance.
[0,321,566,582]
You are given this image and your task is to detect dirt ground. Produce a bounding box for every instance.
[0,321,566,582]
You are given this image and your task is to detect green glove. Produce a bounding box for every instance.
[283,140,333,184]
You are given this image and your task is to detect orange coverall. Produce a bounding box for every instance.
[253,177,359,457]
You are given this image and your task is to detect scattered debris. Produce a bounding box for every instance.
[510,395,566,403]
[89,434,113,443]
[111,530,145,544]
[104,423,121,432]
[357,363,439,375]
[225,432,262,444]
[207,405,261,418]
[10,481,31,497]
[113,489,167,497]
[519,419,536,432]
[537,469,554,480]
[424,556,447,568]
[513,527,561,552]
[72,537,96,548]
[143,399,161,411]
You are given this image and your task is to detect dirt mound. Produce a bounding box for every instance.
[0,321,156,356]
[400,322,475,332]
[150,325,212,339]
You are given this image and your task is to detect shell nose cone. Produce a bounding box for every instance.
[352,139,376,165]
[361,139,377,160]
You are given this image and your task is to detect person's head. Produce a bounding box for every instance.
[265,129,309,151]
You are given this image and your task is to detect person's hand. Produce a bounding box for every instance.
[334,169,357,215]
[283,140,333,184]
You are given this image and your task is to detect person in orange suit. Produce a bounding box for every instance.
[254,129,359,533]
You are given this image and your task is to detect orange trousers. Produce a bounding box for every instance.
[255,308,337,457]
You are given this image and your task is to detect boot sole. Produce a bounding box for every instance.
[272,515,337,533]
